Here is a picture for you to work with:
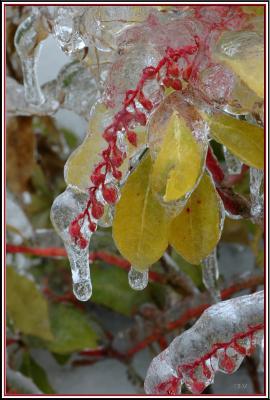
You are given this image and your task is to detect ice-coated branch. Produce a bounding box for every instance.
[7,367,43,394]
[144,291,264,395]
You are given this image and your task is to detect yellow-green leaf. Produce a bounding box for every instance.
[64,102,146,192]
[205,112,264,169]
[6,267,53,341]
[47,303,99,354]
[112,155,170,270]
[150,111,203,202]
[213,30,264,98]
[169,173,223,264]
[64,103,114,191]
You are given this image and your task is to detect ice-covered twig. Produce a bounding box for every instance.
[144,291,264,394]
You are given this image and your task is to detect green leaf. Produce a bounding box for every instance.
[6,267,53,341]
[52,353,71,365]
[20,352,55,394]
[47,303,99,354]
[61,127,78,150]
[113,155,170,270]
[91,263,155,316]
[171,251,203,288]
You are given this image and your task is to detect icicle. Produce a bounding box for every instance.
[65,244,92,301]
[201,248,220,303]
[223,146,242,174]
[51,7,86,56]
[249,168,264,224]
[14,15,46,106]
[128,266,149,290]
[50,187,93,301]
[145,291,264,395]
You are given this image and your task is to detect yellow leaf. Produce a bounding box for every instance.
[213,30,264,98]
[64,103,113,191]
[112,155,170,270]
[64,102,146,192]
[150,111,204,202]
[204,112,264,169]
[169,173,223,264]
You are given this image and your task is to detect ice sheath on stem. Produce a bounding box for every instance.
[223,146,243,175]
[201,248,221,303]
[50,187,93,301]
[144,291,264,395]
[14,14,46,106]
[249,167,264,224]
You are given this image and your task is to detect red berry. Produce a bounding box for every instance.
[102,185,118,204]
[135,111,147,126]
[78,237,88,249]
[90,172,105,186]
[103,129,115,143]
[69,220,81,239]
[219,353,235,373]
[171,79,182,91]
[89,221,97,232]
[143,66,156,78]
[191,380,205,394]
[112,169,122,180]
[163,77,173,87]
[168,63,179,77]
[182,65,192,81]
[91,201,104,219]
[137,91,153,111]
[127,131,137,146]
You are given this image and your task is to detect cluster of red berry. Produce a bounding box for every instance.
[69,42,199,248]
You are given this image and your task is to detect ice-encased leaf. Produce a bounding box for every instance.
[205,112,264,169]
[6,267,53,341]
[151,112,203,202]
[112,154,170,271]
[213,30,264,98]
[169,173,224,265]
[144,291,264,395]
[64,102,115,192]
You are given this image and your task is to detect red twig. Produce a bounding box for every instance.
[206,146,225,184]
[6,244,163,283]
[126,274,264,357]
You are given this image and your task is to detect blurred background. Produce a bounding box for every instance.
[6,6,264,395]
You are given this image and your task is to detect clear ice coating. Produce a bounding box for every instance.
[147,92,209,216]
[14,14,46,106]
[201,248,221,303]
[223,146,243,175]
[144,291,264,394]
[50,186,93,301]
[249,167,264,224]
[128,266,149,291]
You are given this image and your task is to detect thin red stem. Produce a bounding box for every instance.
[6,244,163,283]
